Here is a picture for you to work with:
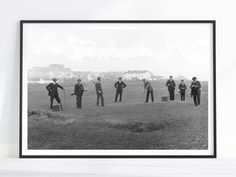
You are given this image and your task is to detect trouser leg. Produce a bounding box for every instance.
[146,91,150,103]
[193,93,198,106]
[76,96,82,108]
[76,96,79,108]
[180,92,185,101]
[96,94,99,106]
[168,89,171,100]
[54,94,62,109]
[101,94,104,106]
[151,91,154,102]
[195,93,200,106]
[115,91,118,102]
[197,90,201,105]
[78,96,82,108]
[50,96,54,109]
[170,90,173,100]
[172,89,175,100]
[119,91,122,102]
[169,88,174,100]
[54,94,61,104]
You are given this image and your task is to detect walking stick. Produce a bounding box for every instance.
[63,89,67,107]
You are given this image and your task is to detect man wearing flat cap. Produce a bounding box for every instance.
[166,76,176,100]
[190,77,201,106]
[114,77,127,102]
[178,79,187,101]
[71,79,85,109]
[142,79,154,103]
[46,78,64,109]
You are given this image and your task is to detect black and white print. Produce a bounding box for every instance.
[20,21,216,157]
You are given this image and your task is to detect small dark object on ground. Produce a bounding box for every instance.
[162,96,168,102]
[52,105,61,111]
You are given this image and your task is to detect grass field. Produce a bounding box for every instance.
[28,80,208,150]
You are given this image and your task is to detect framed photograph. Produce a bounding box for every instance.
[20,20,216,158]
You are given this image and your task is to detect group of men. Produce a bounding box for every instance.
[165,76,201,106]
[45,75,202,110]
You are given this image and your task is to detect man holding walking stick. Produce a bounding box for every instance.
[71,79,86,109]
[46,78,64,110]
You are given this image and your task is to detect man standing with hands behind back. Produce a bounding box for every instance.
[166,76,176,101]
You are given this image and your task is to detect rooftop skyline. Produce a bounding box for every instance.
[28,64,203,81]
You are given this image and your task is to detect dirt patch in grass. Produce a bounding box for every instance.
[28,108,74,125]
[96,119,169,133]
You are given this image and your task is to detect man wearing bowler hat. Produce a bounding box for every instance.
[190,77,201,106]
[46,78,64,109]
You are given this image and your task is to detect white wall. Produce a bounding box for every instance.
[0,0,235,158]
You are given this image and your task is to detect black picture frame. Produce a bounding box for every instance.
[20,20,216,158]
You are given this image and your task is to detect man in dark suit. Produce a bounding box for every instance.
[178,79,187,101]
[46,78,64,109]
[71,79,84,109]
[166,76,176,100]
[190,77,201,106]
[114,77,127,102]
[142,79,154,103]
[94,77,104,106]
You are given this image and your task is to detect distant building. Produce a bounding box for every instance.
[28,64,72,82]
[123,70,154,80]
[28,64,162,84]
[27,78,51,84]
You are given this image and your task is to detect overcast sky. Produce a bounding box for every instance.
[23,23,212,80]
